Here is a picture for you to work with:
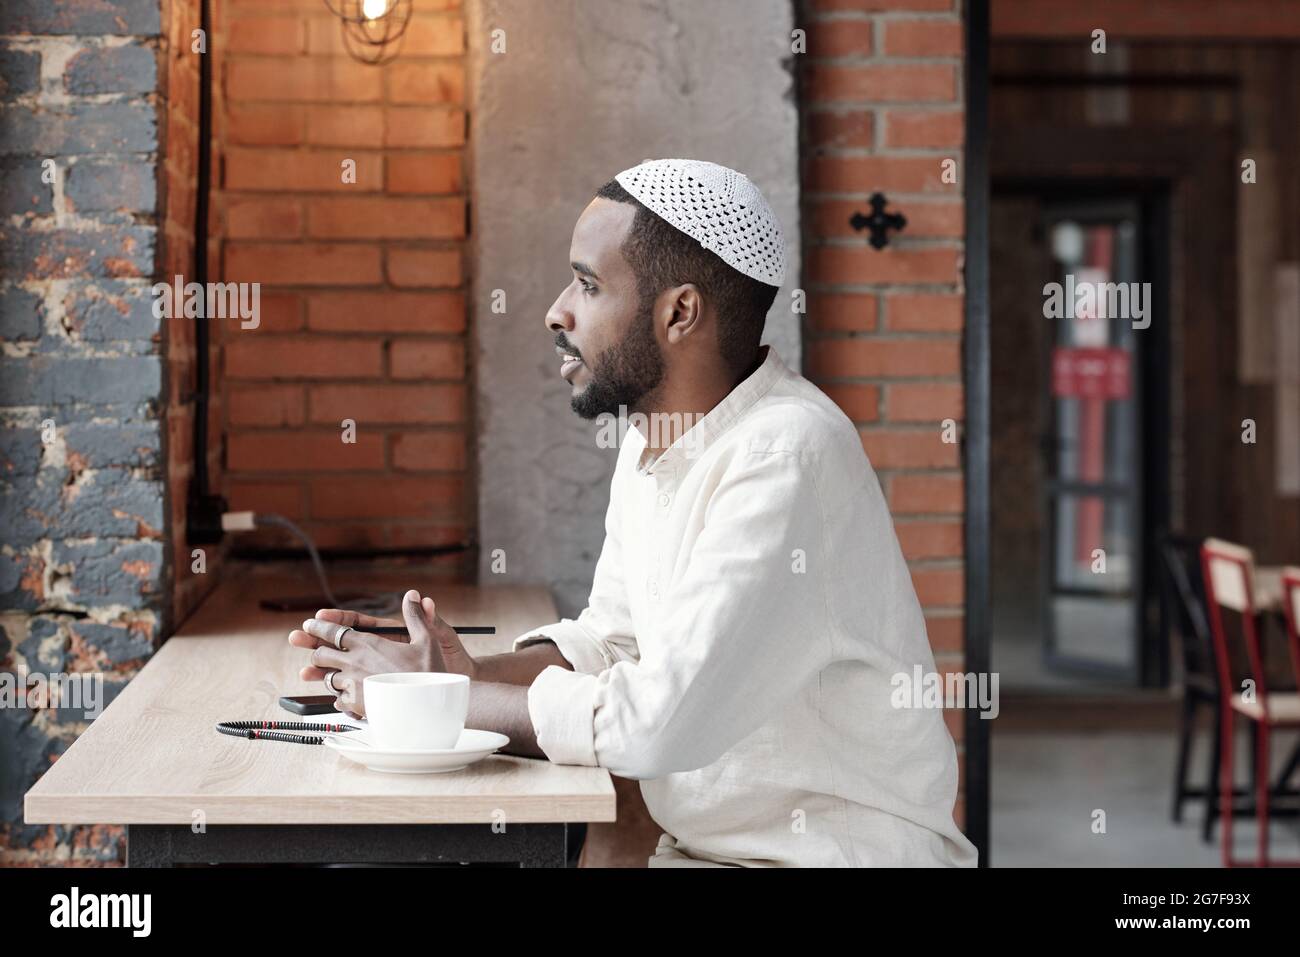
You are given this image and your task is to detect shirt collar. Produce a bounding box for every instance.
[633,344,786,486]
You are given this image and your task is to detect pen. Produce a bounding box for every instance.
[369,625,496,636]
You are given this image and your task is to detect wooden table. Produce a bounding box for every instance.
[24,563,616,867]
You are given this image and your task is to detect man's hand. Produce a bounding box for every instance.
[286,589,477,717]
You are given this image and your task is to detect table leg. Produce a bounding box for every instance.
[127,823,568,867]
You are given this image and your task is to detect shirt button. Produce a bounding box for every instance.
[656,492,671,508]
[648,579,660,599]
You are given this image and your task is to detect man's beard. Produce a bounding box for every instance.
[570,299,665,420]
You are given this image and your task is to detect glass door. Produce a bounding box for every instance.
[1040,200,1144,678]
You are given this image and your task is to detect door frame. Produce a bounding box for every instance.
[1028,193,1170,683]
[989,135,1223,692]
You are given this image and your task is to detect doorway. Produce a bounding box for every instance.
[989,185,1170,691]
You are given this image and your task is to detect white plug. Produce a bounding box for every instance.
[220,510,257,532]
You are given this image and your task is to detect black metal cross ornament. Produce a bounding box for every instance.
[849,192,907,250]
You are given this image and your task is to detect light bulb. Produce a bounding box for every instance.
[362,0,388,20]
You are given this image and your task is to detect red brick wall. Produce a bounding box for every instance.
[798,0,967,824]
[213,0,472,563]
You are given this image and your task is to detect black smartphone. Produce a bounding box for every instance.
[279,695,341,716]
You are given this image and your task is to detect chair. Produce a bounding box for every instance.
[1200,539,1300,867]
[1159,533,1231,840]
[1279,568,1300,793]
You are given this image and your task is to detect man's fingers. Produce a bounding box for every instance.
[310,646,349,671]
[401,590,450,673]
[421,597,456,650]
[303,618,350,645]
[300,663,355,693]
[289,625,370,653]
[302,617,372,649]
[332,672,360,710]
[313,608,402,629]
[287,628,324,649]
[313,609,356,626]
[401,589,432,641]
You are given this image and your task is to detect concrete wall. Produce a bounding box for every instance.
[467,0,801,616]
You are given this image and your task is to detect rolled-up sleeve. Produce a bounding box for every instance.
[528,448,836,779]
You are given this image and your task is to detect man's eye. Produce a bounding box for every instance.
[579,280,596,295]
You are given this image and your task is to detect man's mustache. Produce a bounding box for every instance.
[555,335,583,362]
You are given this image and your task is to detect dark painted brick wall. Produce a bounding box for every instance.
[0,1,168,865]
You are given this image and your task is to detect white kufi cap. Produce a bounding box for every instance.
[614,158,786,287]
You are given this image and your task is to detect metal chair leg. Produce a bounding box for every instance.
[1173,694,1195,823]
[1203,698,1221,843]
[1257,722,1271,867]
[1250,720,1260,801]
[1221,708,1235,867]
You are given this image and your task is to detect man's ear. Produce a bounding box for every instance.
[663,284,704,345]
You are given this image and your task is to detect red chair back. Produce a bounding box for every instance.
[1281,567,1300,696]
[1200,539,1270,715]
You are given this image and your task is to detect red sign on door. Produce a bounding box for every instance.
[1051,347,1131,400]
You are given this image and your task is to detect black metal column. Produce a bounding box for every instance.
[962,0,992,867]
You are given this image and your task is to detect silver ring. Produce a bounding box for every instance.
[334,625,353,651]
[324,670,340,694]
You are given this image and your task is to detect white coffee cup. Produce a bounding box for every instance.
[364,672,470,750]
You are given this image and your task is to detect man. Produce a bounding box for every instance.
[290,159,978,868]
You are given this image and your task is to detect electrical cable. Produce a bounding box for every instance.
[223,511,400,615]
[253,513,343,608]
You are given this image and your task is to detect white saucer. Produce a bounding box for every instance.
[324,728,510,774]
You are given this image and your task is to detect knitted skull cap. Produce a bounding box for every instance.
[614,158,786,287]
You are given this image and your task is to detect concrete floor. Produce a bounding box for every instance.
[991,726,1300,866]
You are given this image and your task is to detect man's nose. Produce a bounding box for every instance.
[545,291,572,334]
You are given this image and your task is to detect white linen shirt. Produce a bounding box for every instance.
[512,345,978,867]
